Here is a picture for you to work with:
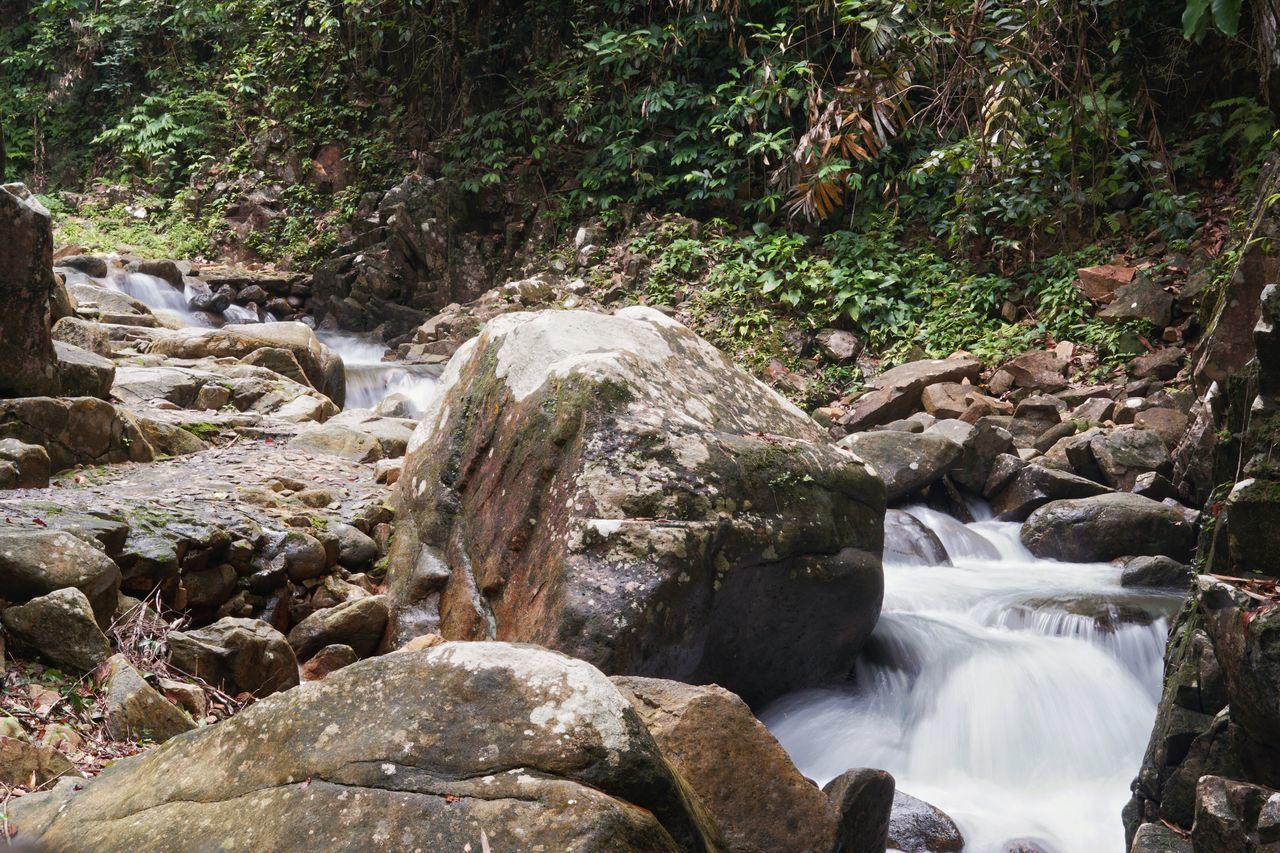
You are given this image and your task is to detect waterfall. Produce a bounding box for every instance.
[760,503,1182,853]
[316,331,441,414]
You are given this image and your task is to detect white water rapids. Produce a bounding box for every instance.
[762,503,1180,853]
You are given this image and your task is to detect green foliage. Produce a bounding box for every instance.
[1183,0,1243,41]
[47,195,221,259]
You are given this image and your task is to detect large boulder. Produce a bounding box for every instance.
[146,322,345,407]
[0,184,62,398]
[287,595,389,660]
[883,510,950,566]
[0,396,154,471]
[837,431,962,502]
[54,340,115,399]
[987,461,1112,521]
[387,308,885,706]
[8,642,722,851]
[0,529,121,624]
[613,675,840,852]
[1,587,111,674]
[101,654,198,743]
[167,617,299,698]
[887,791,965,852]
[1021,493,1195,562]
[839,357,983,431]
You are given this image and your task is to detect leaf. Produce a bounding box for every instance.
[1212,0,1243,36]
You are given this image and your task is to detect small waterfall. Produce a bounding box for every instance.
[317,332,441,414]
[761,504,1183,853]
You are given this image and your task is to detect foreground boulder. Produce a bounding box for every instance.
[0,184,62,398]
[167,617,298,698]
[887,791,965,852]
[1,587,111,674]
[0,529,121,624]
[9,642,722,851]
[1020,493,1195,562]
[386,309,885,706]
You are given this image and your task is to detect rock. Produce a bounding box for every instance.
[824,768,895,853]
[300,644,359,680]
[0,396,154,472]
[374,457,402,484]
[999,351,1068,393]
[54,340,115,399]
[287,594,389,660]
[239,346,309,386]
[387,308,884,707]
[168,617,299,698]
[1133,471,1181,502]
[0,736,82,787]
[0,185,62,397]
[840,356,984,431]
[1021,493,1195,562]
[614,676,840,852]
[0,439,50,488]
[0,530,120,625]
[1077,264,1135,302]
[887,790,965,852]
[838,432,963,502]
[289,421,383,462]
[1192,775,1280,853]
[10,642,722,851]
[988,463,1112,521]
[945,417,1016,493]
[1132,348,1185,380]
[1122,555,1193,588]
[1135,408,1190,450]
[101,654,198,743]
[146,322,344,407]
[137,417,210,457]
[331,521,378,568]
[131,259,184,290]
[1,588,111,674]
[274,530,329,581]
[1206,480,1280,578]
[1129,822,1191,853]
[1099,277,1174,327]
[1071,396,1116,424]
[56,254,108,278]
[1088,428,1171,490]
[323,410,416,457]
[180,563,237,608]
[52,315,112,357]
[816,329,863,363]
[884,510,951,566]
[920,383,973,420]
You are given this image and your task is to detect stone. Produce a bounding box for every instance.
[159,678,207,720]
[52,315,111,357]
[0,185,62,397]
[816,328,862,363]
[101,654,198,743]
[300,644,359,680]
[2,587,111,674]
[823,768,895,853]
[1077,264,1135,302]
[387,308,885,707]
[54,340,115,399]
[1021,493,1195,562]
[884,509,951,566]
[1086,427,1171,491]
[1071,396,1116,424]
[920,382,972,419]
[275,530,329,582]
[131,259,184,289]
[331,521,378,568]
[887,790,965,852]
[56,254,108,278]
[323,410,416,458]
[1099,277,1175,327]
[0,736,82,787]
[1192,776,1280,853]
[289,421,383,462]
[838,431,963,502]
[614,676,840,852]
[988,463,1112,521]
[374,457,402,484]
[1206,480,1280,578]
[999,350,1068,392]
[1132,348,1185,380]
[1135,408,1190,450]
[167,617,299,698]
[10,642,722,851]
[945,417,1016,493]
[1132,471,1180,502]
[0,529,121,625]
[840,356,984,431]
[1122,555,1193,588]
[1129,822,1192,853]
[0,396,154,472]
[0,439,50,488]
[287,595,389,660]
[137,417,210,457]
[239,346,309,386]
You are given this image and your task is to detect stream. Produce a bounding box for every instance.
[761,504,1179,853]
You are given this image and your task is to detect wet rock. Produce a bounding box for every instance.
[0,185,62,398]
[54,340,115,399]
[887,790,965,852]
[0,736,82,787]
[0,529,120,625]
[824,768,895,853]
[101,654,197,743]
[816,328,862,363]
[884,510,951,566]
[838,431,963,502]
[167,617,299,698]
[130,259,184,289]
[239,346,309,386]
[180,563,237,608]
[1,587,111,673]
[840,356,983,431]
[0,396,154,472]
[388,308,884,707]
[988,462,1111,521]
[1133,471,1181,502]
[1129,822,1191,853]
[999,350,1068,393]
[300,643,359,680]
[287,594,389,660]
[0,439,50,488]
[614,675,840,852]
[1087,428,1171,490]
[52,315,112,357]
[10,642,722,851]
[1192,775,1280,853]
[1122,556,1193,589]
[56,254,108,278]
[1021,493,1195,562]
[331,521,378,568]
[943,418,1015,493]
[1203,479,1280,577]
[1099,277,1174,327]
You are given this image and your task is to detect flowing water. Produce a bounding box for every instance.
[761,503,1180,853]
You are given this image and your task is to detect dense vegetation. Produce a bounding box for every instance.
[3,0,1277,372]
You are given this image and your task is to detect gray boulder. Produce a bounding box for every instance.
[1122,556,1192,589]
[54,340,115,399]
[287,595,389,660]
[988,463,1112,522]
[1021,493,1195,562]
[884,510,951,566]
[168,617,299,698]
[0,529,121,624]
[101,654,198,743]
[887,790,965,852]
[824,768,895,853]
[838,431,963,502]
[1,587,111,673]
